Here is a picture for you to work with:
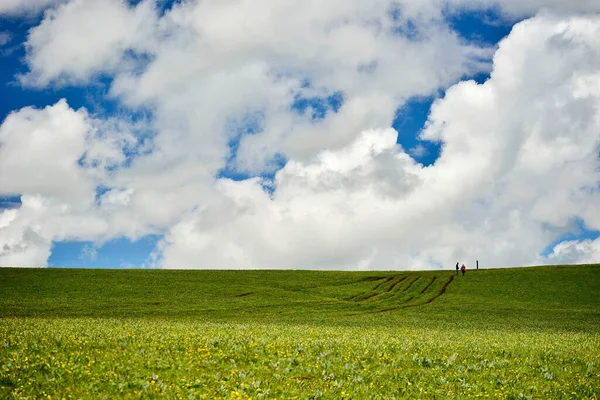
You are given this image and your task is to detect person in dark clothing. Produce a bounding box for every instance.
[455,262,459,275]
[461,264,466,276]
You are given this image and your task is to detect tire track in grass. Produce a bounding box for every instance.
[403,276,420,292]
[365,276,406,302]
[365,306,400,314]
[345,275,391,300]
[364,276,405,304]
[304,275,387,290]
[373,276,396,291]
[348,288,382,302]
[360,276,387,282]
[348,275,401,302]
[389,277,417,303]
[356,292,381,302]
[402,276,436,306]
[386,276,407,292]
[420,276,437,294]
[366,275,420,309]
[402,275,432,302]
[401,275,455,309]
[363,274,455,313]
[424,275,454,304]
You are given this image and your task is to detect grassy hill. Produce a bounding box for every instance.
[1,265,599,399]
[1,264,599,330]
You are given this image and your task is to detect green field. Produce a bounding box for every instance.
[1,265,599,399]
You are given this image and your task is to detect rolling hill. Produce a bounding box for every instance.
[1,264,599,399]
[1,264,599,331]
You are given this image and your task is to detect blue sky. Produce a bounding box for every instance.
[0,7,149,269]
[1,1,599,269]
[393,9,516,167]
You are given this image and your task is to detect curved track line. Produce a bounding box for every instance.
[403,276,420,292]
[373,276,396,291]
[424,275,454,304]
[357,292,381,302]
[364,306,400,314]
[386,276,407,292]
[420,276,437,294]
[403,275,455,309]
[362,274,455,313]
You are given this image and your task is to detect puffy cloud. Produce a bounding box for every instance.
[21,0,158,87]
[0,99,140,203]
[0,100,148,266]
[159,12,600,270]
[0,205,51,267]
[0,101,91,266]
[0,99,94,203]
[20,0,493,170]
[115,0,492,177]
[422,12,600,228]
[160,129,426,270]
[546,238,600,265]
[17,0,600,87]
[0,0,63,16]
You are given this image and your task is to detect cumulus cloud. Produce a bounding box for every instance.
[159,12,600,270]
[0,101,96,266]
[0,100,150,266]
[160,129,424,270]
[546,238,600,265]
[21,0,158,87]
[0,0,63,16]
[0,100,94,203]
[0,206,49,267]
[1,1,600,269]
[20,0,494,169]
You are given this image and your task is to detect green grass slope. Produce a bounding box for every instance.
[1,264,599,331]
[1,265,599,399]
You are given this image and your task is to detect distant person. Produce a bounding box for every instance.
[456,262,459,275]
[461,264,466,276]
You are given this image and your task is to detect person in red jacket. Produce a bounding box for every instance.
[461,264,466,276]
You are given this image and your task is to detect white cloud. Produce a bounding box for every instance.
[17,0,600,87]
[0,0,63,16]
[20,0,493,167]
[546,238,600,265]
[0,99,94,203]
[0,196,59,267]
[0,100,152,266]
[21,0,158,87]
[159,12,600,270]
[112,0,492,176]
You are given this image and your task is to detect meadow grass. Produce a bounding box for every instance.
[1,265,599,399]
